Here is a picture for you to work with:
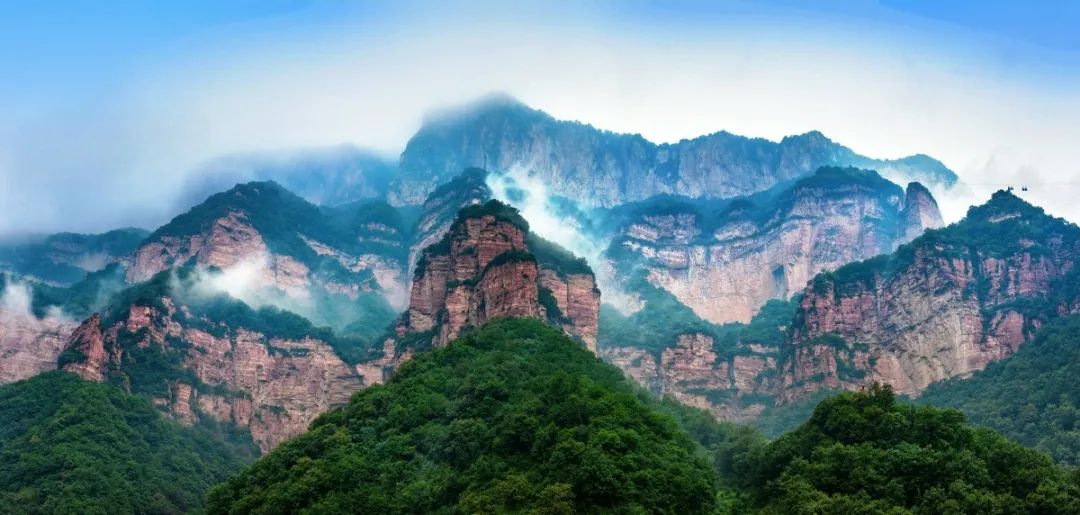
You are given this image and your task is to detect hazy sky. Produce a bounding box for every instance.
[2,0,1079,235]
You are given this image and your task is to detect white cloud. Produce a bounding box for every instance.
[1,1,1079,235]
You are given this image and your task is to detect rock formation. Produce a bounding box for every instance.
[608,167,944,324]
[782,190,1080,400]
[0,305,76,384]
[397,200,600,351]
[60,297,363,452]
[390,94,957,206]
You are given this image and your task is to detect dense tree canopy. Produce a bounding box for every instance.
[737,385,1080,514]
[207,318,721,514]
[0,372,257,514]
[920,315,1080,466]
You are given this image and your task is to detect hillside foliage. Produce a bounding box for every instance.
[0,372,256,514]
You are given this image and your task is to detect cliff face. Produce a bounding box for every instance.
[600,333,778,422]
[608,168,944,324]
[782,191,1080,400]
[391,95,957,207]
[126,182,408,311]
[397,200,600,351]
[61,300,363,452]
[0,306,76,384]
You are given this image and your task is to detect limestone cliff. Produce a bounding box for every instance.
[600,332,778,422]
[390,94,957,206]
[397,200,600,351]
[607,167,943,324]
[60,296,364,452]
[126,181,404,307]
[782,190,1080,400]
[0,305,76,384]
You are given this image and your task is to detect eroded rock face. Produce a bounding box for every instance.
[598,333,777,421]
[0,307,77,384]
[612,173,943,324]
[61,301,363,451]
[390,96,957,207]
[398,203,600,351]
[782,192,1080,401]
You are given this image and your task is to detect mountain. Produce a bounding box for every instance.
[390,94,957,206]
[598,190,1078,424]
[0,371,256,514]
[205,318,722,514]
[784,190,1080,400]
[206,319,1080,513]
[57,267,383,451]
[397,199,600,351]
[0,228,147,285]
[604,166,943,324]
[126,181,406,320]
[735,385,1080,513]
[919,315,1080,465]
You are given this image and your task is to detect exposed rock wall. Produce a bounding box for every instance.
[398,202,600,351]
[391,96,956,207]
[61,301,363,451]
[0,307,77,384]
[612,171,944,324]
[598,333,777,421]
[782,192,1080,400]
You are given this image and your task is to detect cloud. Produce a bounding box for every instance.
[1,1,1079,237]
[0,277,72,324]
[487,167,642,313]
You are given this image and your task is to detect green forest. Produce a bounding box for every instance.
[206,318,1080,514]
[0,372,257,514]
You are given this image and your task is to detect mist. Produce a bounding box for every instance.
[2,1,1079,237]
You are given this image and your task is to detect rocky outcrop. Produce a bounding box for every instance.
[781,190,1080,400]
[406,167,491,278]
[390,94,957,206]
[610,168,944,324]
[60,299,363,452]
[126,182,400,309]
[397,200,600,351]
[900,182,944,243]
[599,333,778,421]
[0,306,77,384]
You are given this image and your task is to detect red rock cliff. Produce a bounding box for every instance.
[782,190,1080,401]
[398,200,600,351]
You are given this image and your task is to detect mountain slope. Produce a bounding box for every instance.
[919,315,1080,465]
[0,228,147,285]
[391,94,957,206]
[0,371,256,514]
[604,166,943,324]
[206,318,720,514]
[738,385,1080,513]
[398,199,599,351]
[58,267,385,451]
[783,190,1080,400]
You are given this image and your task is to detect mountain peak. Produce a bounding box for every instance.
[420,92,538,126]
[965,189,1047,225]
[399,200,599,350]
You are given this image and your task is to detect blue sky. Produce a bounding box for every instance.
[1,0,1079,234]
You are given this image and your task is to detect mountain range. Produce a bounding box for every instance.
[3,95,1080,511]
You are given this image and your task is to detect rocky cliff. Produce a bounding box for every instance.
[58,277,367,451]
[606,167,943,324]
[126,182,407,321]
[0,305,76,384]
[390,94,957,206]
[397,200,600,351]
[782,190,1080,400]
